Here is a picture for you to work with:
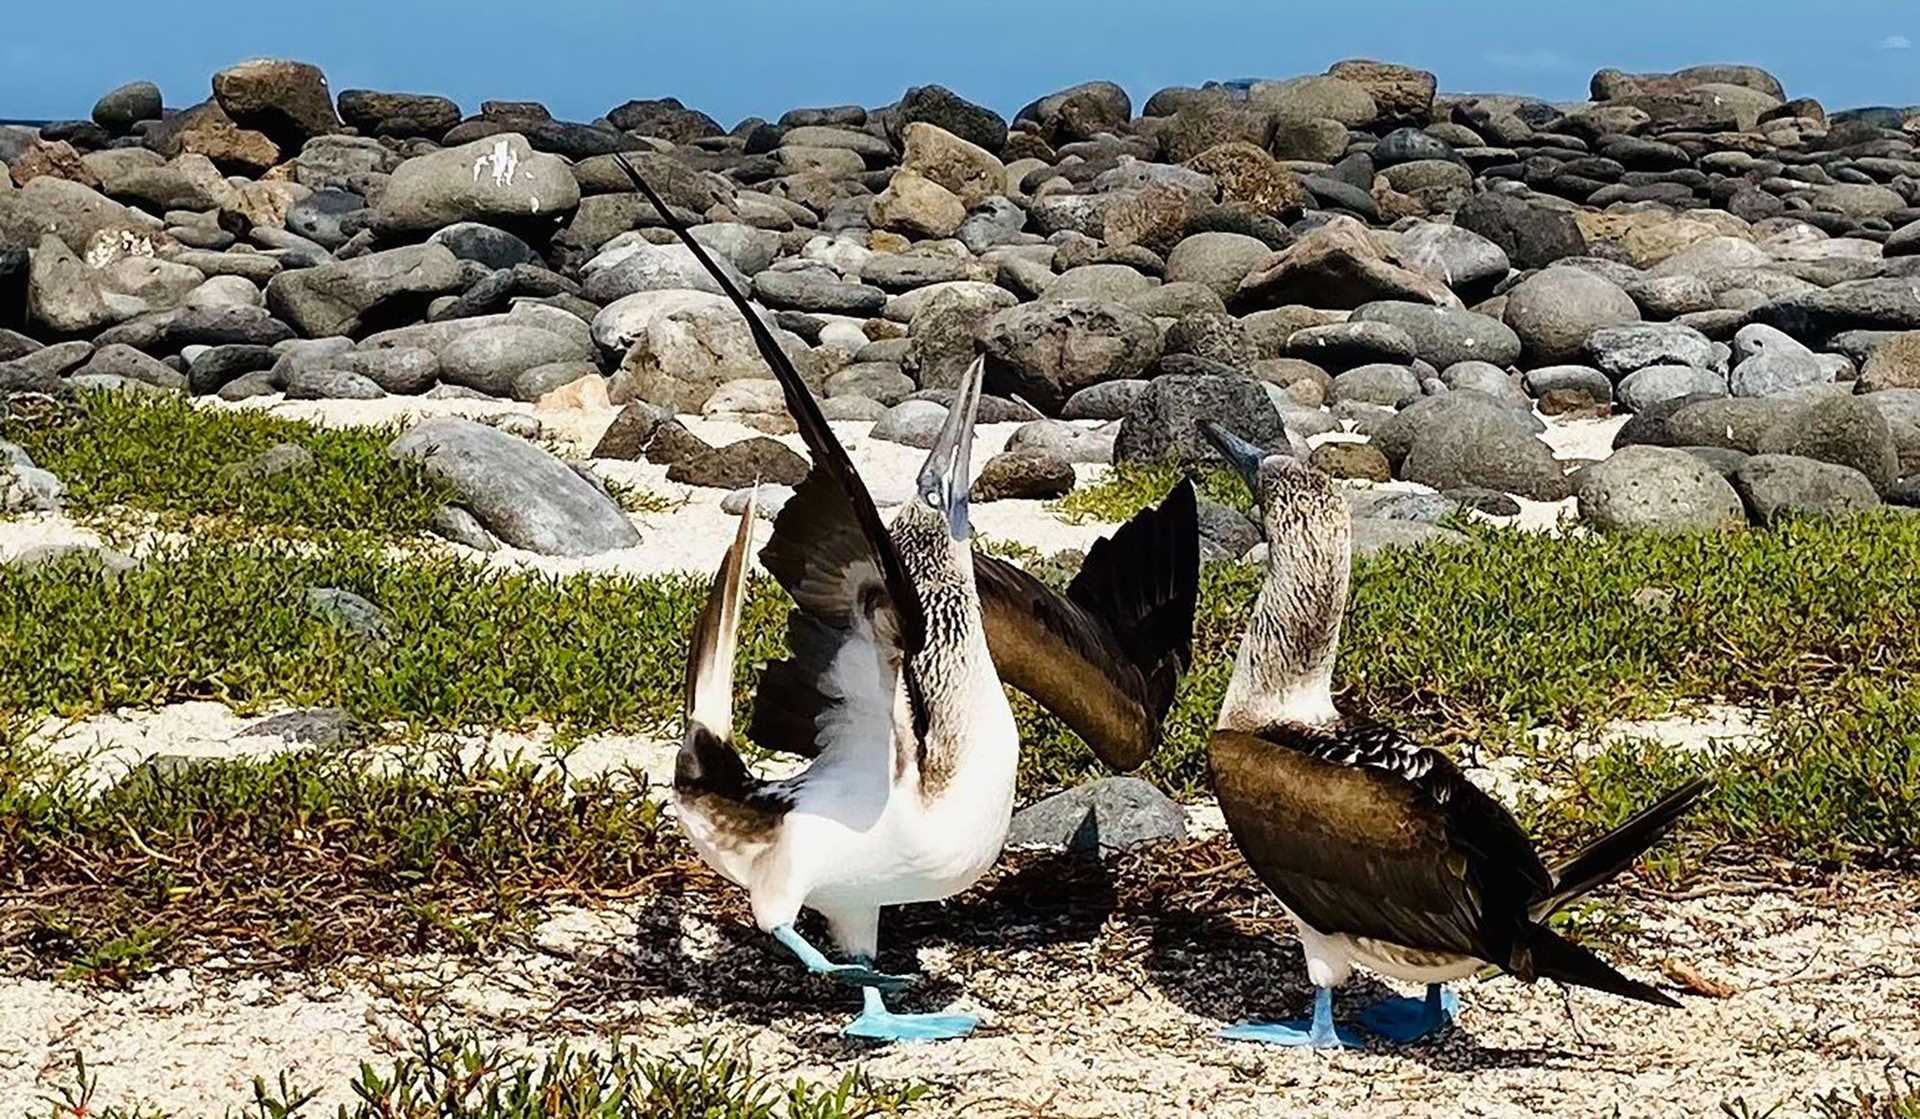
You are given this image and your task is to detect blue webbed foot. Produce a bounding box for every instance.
[1220,987,1362,1048]
[1355,984,1458,1043]
[844,1009,979,1042]
[772,925,914,992]
[843,985,976,1042]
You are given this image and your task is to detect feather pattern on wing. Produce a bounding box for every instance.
[974,479,1200,771]
[1210,720,1551,963]
[614,152,930,754]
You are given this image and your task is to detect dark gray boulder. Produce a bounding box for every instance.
[1115,374,1288,468]
[389,418,639,556]
[1005,777,1186,856]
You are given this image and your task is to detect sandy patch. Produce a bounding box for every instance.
[2,861,1912,1119]
[0,511,114,564]
[28,701,683,793]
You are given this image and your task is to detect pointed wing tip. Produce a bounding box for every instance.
[619,148,927,661]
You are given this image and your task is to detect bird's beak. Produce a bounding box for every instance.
[918,355,985,540]
[1201,422,1266,503]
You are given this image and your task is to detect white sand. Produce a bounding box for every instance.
[1,840,1912,1118]
[28,700,684,794]
[0,510,115,563]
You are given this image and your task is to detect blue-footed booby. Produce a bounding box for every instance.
[620,154,1201,1042]
[1200,422,1707,1047]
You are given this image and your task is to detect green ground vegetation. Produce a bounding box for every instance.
[3,511,1917,871]
[32,1035,925,1119]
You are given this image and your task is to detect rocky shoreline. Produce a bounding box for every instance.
[5,58,1920,553]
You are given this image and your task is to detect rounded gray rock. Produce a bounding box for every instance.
[1164,231,1273,303]
[285,368,386,400]
[1502,267,1641,366]
[1754,394,1900,493]
[1586,322,1716,380]
[1400,400,1570,500]
[871,399,952,449]
[1374,393,1542,470]
[1441,360,1521,400]
[1007,418,1114,464]
[752,269,887,315]
[1285,321,1417,370]
[389,417,639,555]
[1042,263,1161,305]
[374,133,580,233]
[1618,365,1728,413]
[1351,301,1521,369]
[1732,454,1881,523]
[1062,379,1150,421]
[1330,363,1422,408]
[1393,221,1510,295]
[92,80,163,131]
[826,362,916,406]
[1575,445,1745,533]
[1115,374,1287,468]
[334,347,439,395]
[512,362,600,403]
[440,324,592,397]
[1662,397,1797,452]
[265,243,464,338]
[972,449,1076,501]
[584,242,750,303]
[1729,323,1832,397]
[981,299,1162,416]
[1005,777,1186,856]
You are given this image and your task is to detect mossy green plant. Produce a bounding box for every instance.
[7,514,1920,870]
[37,1035,928,1119]
[1050,462,1252,522]
[3,391,456,536]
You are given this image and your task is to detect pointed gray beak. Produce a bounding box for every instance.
[918,355,985,539]
[1201,422,1267,502]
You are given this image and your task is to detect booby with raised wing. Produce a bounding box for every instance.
[1200,422,1707,1047]
[625,152,1201,1042]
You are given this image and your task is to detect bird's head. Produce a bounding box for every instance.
[915,355,985,541]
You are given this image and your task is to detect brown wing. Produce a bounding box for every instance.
[974,478,1200,771]
[1210,722,1551,961]
[614,154,929,747]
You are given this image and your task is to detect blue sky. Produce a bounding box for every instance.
[4,1,1917,126]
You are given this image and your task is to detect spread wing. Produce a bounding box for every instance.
[1210,720,1552,960]
[975,479,1200,771]
[614,154,929,752]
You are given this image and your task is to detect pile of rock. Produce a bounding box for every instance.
[5,57,1920,553]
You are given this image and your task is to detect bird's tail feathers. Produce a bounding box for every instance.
[1521,924,1681,1008]
[1535,778,1709,921]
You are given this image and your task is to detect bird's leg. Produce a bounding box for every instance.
[1220,986,1363,1048]
[1355,983,1459,1042]
[842,960,979,1042]
[771,925,912,992]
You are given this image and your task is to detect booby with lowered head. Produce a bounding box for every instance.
[624,153,1201,1042]
[1200,422,1707,1047]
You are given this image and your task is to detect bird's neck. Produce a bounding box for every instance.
[909,579,1016,799]
[1217,540,1349,732]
